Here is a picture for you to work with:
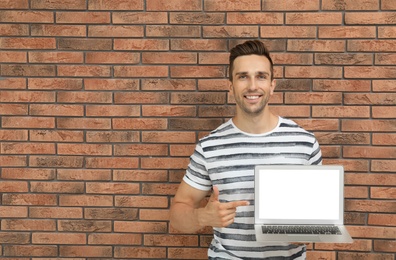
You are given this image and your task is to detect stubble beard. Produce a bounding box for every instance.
[235,92,270,116]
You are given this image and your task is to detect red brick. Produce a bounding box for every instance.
[379,26,396,38]
[285,92,342,104]
[0,104,28,115]
[372,107,396,118]
[28,78,82,90]
[57,169,111,181]
[323,159,369,172]
[368,214,396,226]
[318,54,372,66]
[2,219,56,231]
[29,155,83,168]
[285,66,342,78]
[141,157,190,169]
[114,92,169,104]
[313,106,370,118]
[0,37,56,49]
[88,25,143,37]
[0,51,26,63]
[0,78,26,90]
[31,24,86,37]
[373,80,396,92]
[147,25,201,37]
[29,51,83,63]
[143,52,197,64]
[1,64,56,76]
[85,208,138,220]
[88,233,141,245]
[314,239,372,251]
[142,183,179,195]
[345,186,369,199]
[320,26,376,38]
[376,53,396,65]
[348,40,396,52]
[32,233,86,244]
[85,157,139,169]
[0,11,54,23]
[115,39,169,50]
[0,90,55,102]
[58,65,111,77]
[288,40,345,52]
[59,195,112,207]
[0,206,28,218]
[374,240,396,253]
[114,65,168,77]
[30,104,84,116]
[31,0,86,9]
[205,0,260,11]
[371,187,396,199]
[113,170,168,182]
[263,0,319,11]
[0,0,29,8]
[114,221,167,233]
[86,183,140,194]
[342,120,396,132]
[227,12,283,24]
[322,0,379,10]
[3,245,57,257]
[86,105,140,116]
[313,80,370,92]
[59,245,112,257]
[85,52,139,65]
[171,39,227,51]
[347,226,396,239]
[145,234,198,246]
[115,196,168,208]
[58,220,111,232]
[346,12,396,24]
[345,200,396,213]
[1,142,55,155]
[30,130,83,142]
[140,209,170,221]
[344,146,396,159]
[0,24,29,36]
[112,118,167,130]
[86,131,139,143]
[271,105,310,118]
[57,118,111,129]
[346,173,396,186]
[338,252,394,260]
[287,12,342,24]
[171,66,226,78]
[56,11,110,23]
[0,130,28,141]
[114,144,168,156]
[88,0,143,10]
[382,0,396,10]
[114,246,166,258]
[29,207,82,219]
[2,194,56,206]
[198,105,235,117]
[113,12,168,24]
[59,144,112,156]
[1,168,54,180]
[203,26,258,38]
[2,117,55,129]
[142,79,196,90]
[0,232,30,245]
[142,105,196,117]
[141,131,195,143]
[147,0,201,10]
[85,78,139,90]
[58,38,112,51]
[171,92,226,104]
[261,26,316,38]
[0,181,28,192]
[316,133,370,145]
[168,247,209,259]
[372,133,396,145]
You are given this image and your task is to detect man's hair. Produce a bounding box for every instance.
[229,40,274,81]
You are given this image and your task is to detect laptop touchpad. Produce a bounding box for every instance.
[287,235,320,242]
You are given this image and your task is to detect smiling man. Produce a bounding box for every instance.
[170,40,322,259]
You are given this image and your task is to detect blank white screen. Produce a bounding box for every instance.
[258,169,340,220]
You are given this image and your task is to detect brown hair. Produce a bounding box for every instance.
[229,40,274,81]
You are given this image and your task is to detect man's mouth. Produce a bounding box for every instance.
[245,95,262,100]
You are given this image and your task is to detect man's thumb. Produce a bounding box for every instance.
[210,186,219,202]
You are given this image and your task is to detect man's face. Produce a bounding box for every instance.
[230,54,276,116]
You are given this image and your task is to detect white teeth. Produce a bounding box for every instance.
[245,95,260,100]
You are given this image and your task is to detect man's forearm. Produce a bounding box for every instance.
[169,202,206,233]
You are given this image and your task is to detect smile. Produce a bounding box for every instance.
[245,95,262,100]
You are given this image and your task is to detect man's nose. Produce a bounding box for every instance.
[248,78,258,90]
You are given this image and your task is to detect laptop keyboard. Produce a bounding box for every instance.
[262,225,341,235]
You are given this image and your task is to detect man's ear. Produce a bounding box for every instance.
[270,79,276,95]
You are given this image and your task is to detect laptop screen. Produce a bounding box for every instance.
[255,165,344,225]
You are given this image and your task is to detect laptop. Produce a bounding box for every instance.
[254,165,353,243]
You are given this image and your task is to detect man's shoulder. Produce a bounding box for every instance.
[278,117,315,136]
[198,119,234,143]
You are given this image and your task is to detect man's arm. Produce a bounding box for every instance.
[170,180,249,233]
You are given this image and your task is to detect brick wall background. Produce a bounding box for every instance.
[0,0,395,259]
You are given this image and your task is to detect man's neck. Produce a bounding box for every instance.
[232,110,279,135]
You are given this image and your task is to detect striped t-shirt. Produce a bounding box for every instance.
[183,116,323,260]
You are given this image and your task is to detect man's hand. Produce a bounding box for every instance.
[196,186,250,228]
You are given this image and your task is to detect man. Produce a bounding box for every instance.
[170,40,322,259]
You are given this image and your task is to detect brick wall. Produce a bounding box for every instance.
[0,0,395,259]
